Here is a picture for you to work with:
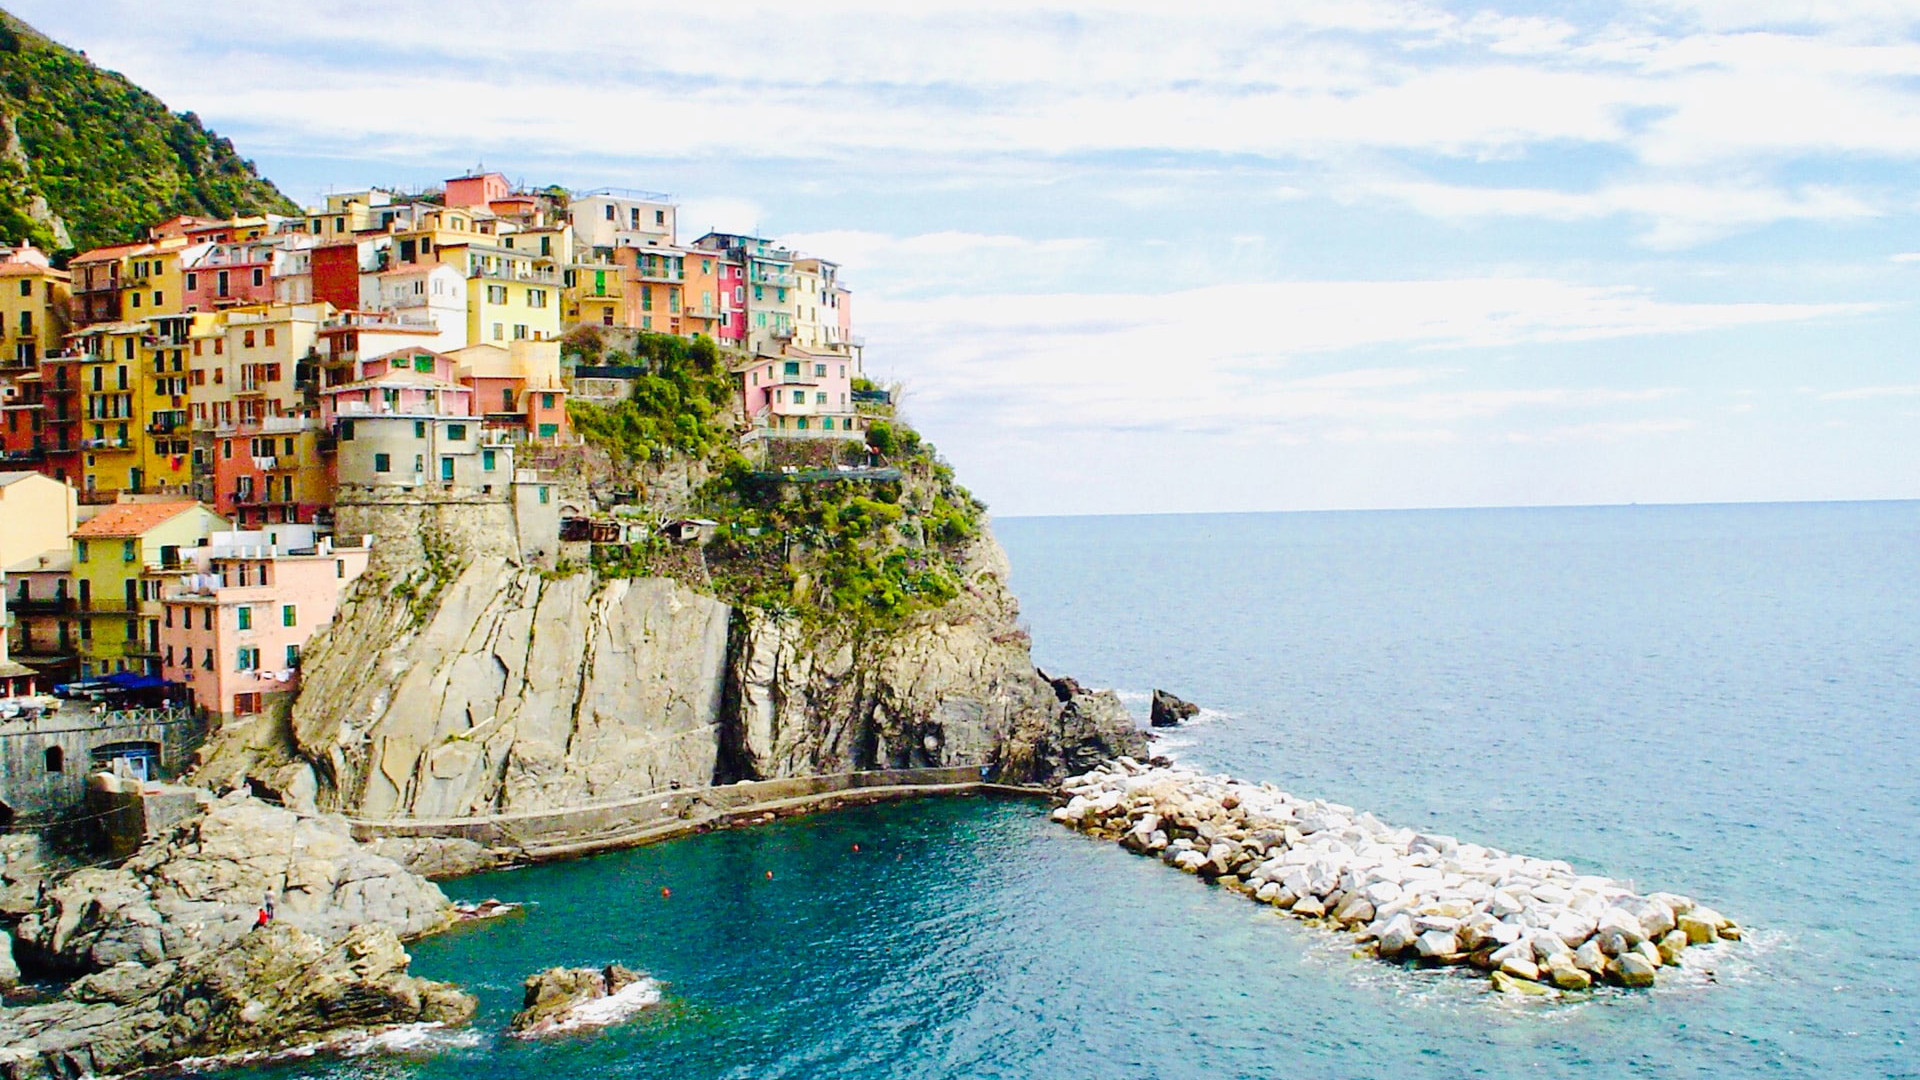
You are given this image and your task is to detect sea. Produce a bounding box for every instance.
[214,501,1919,1080]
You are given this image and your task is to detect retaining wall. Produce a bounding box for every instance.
[346,765,1035,856]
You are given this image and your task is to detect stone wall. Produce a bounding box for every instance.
[0,706,204,823]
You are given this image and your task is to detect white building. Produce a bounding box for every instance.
[570,189,676,254]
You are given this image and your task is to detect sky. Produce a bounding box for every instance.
[18,0,1920,516]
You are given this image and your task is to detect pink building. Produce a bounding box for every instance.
[443,172,510,210]
[319,347,476,424]
[159,527,370,724]
[737,346,862,437]
[182,242,276,311]
[716,259,746,345]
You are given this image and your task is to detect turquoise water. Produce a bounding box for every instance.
[216,502,1918,1079]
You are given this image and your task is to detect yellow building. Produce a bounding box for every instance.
[69,500,226,677]
[446,241,561,345]
[116,240,190,320]
[563,261,624,329]
[0,243,71,366]
[69,322,144,499]
[0,471,75,568]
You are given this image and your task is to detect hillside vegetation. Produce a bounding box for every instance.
[566,331,986,631]
[0,10,293,253]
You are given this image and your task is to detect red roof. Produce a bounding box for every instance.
[71,500,206,538]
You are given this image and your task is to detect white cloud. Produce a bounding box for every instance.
[1372,178,1882,247]
[22,0,1920,246]
[1819,383,1920,399]
[861,277,1872,438]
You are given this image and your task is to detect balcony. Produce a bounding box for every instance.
[10,596,72,614]
[81,436,133,451]
[146,420,183,436]
[0,448,46,464]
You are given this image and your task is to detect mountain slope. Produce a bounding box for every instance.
[0,9,293,253]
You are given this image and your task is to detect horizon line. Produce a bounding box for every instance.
[991,495,1920,522]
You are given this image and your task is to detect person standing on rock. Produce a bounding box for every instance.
[251,906,270,931]
[263,891,276,922]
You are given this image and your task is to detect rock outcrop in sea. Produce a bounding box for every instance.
[1150,689,1199,728]
[0,795,472,1077]
[511,964,660,1035]
[1053,761,1740,993]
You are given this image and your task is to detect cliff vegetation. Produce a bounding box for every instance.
[0,10,294,253]
[566,330,985,631]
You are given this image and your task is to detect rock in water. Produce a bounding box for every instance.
[512,964,660,1035]
[1150,689,1201,728]
[1612,952,1658,988]
[0,923,474,1079]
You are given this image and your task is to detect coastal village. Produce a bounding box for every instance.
[0,173,879,826]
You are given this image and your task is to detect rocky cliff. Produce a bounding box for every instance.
[194,519,1141,821]
[0,795,473,1079]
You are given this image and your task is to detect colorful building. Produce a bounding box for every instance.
[569,189,675,253]
[160,526,370,725]
[736,346,864,440]
[447,341,570,444]
[69,500,228,678]
[0,243,71,368]
[187,304,331,527]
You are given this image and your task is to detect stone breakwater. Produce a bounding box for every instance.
[1054,761,1740,994]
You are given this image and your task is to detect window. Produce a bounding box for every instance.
[286,643,301,668]
[604,204,615,221]
[201,648,212,671]
[235,692,260,715]
[487,285,508,304]
[541,393,555,410]
[414,355,433,374]
[282,604,297,627]
[528,288,547,308]
[373,452,391,473]
[17,279,28,297]
[264,328,275,346]
[815,364,827,377]
[538,486,550,504]
[794,390,806,403]
[44,747,62,774]
[513,324,528,339]
[414,420,427,438]
[340,420,354,440]
[122,539,136,562]
[237,606,252,630]
[237,646,260,672]
[815,392,827,404]
[784,361,800,376]
[492,323,503,341]
[538,423,557,439]
[77,540,89,563]
[482,448,496,471]
[655,209,665,225]
[447,424,467,441]
[823,417,835,430]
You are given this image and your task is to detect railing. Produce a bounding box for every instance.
[80,437,131,450]
[10,597,71,614]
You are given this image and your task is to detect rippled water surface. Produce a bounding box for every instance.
[220,502,1919,1080]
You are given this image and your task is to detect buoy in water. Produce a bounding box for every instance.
[661,887,671,899]
[852,843,860,853]
[766,870,774,880]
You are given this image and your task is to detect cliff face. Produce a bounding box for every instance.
[195,525,1142,820]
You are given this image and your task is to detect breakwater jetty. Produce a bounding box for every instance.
[1054,760,1739,993]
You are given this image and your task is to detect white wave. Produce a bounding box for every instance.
[338,1022,487,1055]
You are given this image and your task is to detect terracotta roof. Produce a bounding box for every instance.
[70,242,153,263]
[71,500,205,539]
